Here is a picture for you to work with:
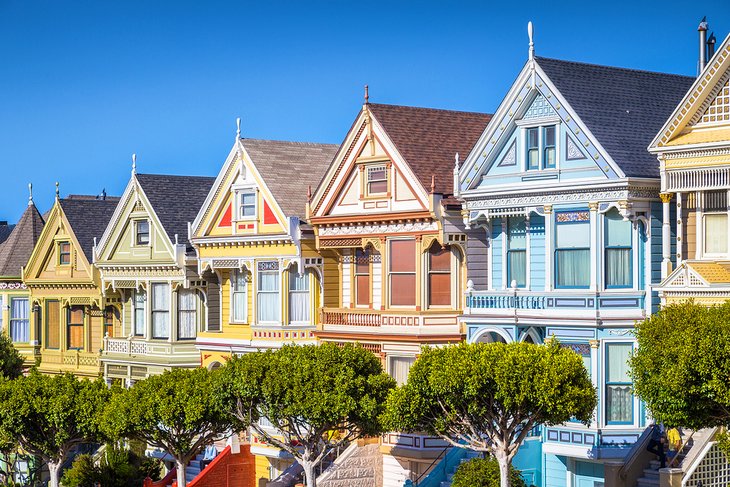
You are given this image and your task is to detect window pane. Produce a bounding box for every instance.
[289,270,309,291]
[178,290,197,339]
[704,214,728,253]
[606,343,632,383]
[368,180,387,194]
[544,125,556,146]
[556,249,590,287]
[233,291,247,322]
[68,306,84,325]
[389,356,416,386]
[508,250,526,287]
[134,291,145,336]
[355,249,370,275]
[242,193,256,205]
[429,246,451,272]
[152,284,169,310]
[544,147,556,168]
[528,149,539,169]
[390,274,416,306]
[368,167,386,181]
[104,306,117,338]
[606,211,632,247]
[289,289,310,323]
[68,325,84,349]
[607,385,633,423]
[136,221,150,244]
[356,275,370,306]
[390,240,415,272]
[606,248,631,287]
[257,292,280,322]
[508,218,527,250]
[10,298,29,343]
[151,284,170,339]
[46,300,60,349]
[527,128,538,148]
[556,221,590,248]
[428,274,451,306]
[258,272,280,292]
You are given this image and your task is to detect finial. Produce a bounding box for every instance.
[55,181,60,199]
[236,117,241,138]
[132,153,137,175]
[28,183,33,206]
[528,21,534,60]
[364,85,369,105]
[454,153,460,171]
[307,185,312,202]
[430,175,436,193]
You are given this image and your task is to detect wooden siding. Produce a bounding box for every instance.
[529,215,545,290]
[491,218,503,289]
[466,228,488,290]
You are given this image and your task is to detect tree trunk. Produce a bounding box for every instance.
[494,451,511,487]
[47,460,61,487]
[302,460,317,487]
[176,459,188,487]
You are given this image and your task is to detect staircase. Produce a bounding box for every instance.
[184,452,208,485]
[438,451,481,487]
[317,443,383,487]
[634,428,714,487]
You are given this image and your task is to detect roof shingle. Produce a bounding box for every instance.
[60,196,120,263]
[0,204,45,277]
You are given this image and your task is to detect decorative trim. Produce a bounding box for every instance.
[566,132,586,160]
[318,221,438,236]
[497,140,517,167]
[464,187,659,210]
[0,282,27,290]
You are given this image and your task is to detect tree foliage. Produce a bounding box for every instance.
[0,372,112,487]
[631,301,730,430]
[61,443,163,487]
[216,343,396,487]
[0,333,24,380]
[103,367,232,487]
[384,341,595,487]
[451,457,527,487]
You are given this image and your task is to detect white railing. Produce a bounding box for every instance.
[104,337,147,355]
[666,167,730,192]
[683,440,730,487]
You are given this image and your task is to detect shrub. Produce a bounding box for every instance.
[451,457,527,487]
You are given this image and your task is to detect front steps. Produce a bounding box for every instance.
[318,443,383,487]
[438,451,481,487]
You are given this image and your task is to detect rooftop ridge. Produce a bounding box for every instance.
[368,102,492,117]
[535,56,695,80]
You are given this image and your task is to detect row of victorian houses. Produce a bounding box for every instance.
[2,23,730,487]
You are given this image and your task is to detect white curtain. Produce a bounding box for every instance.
[556,249,590,287]
[289,269,310,323]
[508,250,526,287]
[606,344,633,423]
[151,284,170,339]
[606,248,631,287]
[134,291,146,336]
[10,298,29,343]
[232,270,247,322]
[705,214,728,254]
[257,272,280,323]
[389,356,416,386]
[177,290,197,339]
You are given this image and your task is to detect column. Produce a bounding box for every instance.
[589,202,599,291]
[676,192,683,266]
[544,205,553,291]
[589,339,600,426]
[660,193,673,278]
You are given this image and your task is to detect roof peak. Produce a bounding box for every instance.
[240,137,338,147]
[535,56,694,80]
[367,102,491,117]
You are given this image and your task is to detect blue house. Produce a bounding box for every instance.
[456,41,693,486]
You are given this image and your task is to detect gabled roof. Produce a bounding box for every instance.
[59,196,120,262]
[0,203,45,277]
[367,104,492,194]
[135,174,216,247]
[536,57,694,178]
[242,139,338,218]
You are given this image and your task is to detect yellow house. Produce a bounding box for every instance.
[23,191,120,378]
[650,33,730,306]
[189,135,337,482]
[308,99,491,484]
[0,189,44,366]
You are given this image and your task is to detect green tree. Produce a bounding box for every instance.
[103,368,232,487]
[631,301,730,432]
[0,333,24,380]
[451,457,527,487]
[61,443,163,487]
[384,341,596,487]
[216,343,396,487]
[0,372,111,487]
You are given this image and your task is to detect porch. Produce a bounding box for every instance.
[316,307,462,340]
[37,349,101,377]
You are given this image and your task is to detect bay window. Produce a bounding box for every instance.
[355,249,370,306]
[133,290,146,336]
[9,297,29,343]
[703,190,728,255]
[231,269,247,323]
[606,343,634,424]
[289,265,310,324]
[67,306,84,350]
[428,244,451,306]
[507,218,527,288]
[389,240,416,306]
[257,263,280,323]
[555,211,590,288]
[177,289,197,339]
[151,283,170,339]
[605,210,632,288]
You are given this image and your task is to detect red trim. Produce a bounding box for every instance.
[263,200,278,225]
[144,466,177,487]
[188,445,231,487]
[219,204,232,228]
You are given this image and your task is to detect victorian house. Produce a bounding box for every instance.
[189,135,337,482]
[456,41,693,486]
[0,188,44,366]
[95,170,214,385]
[308,98,491,484]
[23,191,119,378]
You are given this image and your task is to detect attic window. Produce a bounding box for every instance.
[136,220,150,246]
[58,242,71,265]
[239,191,256,219]
[366,165,387,195]
[525,125,556,170]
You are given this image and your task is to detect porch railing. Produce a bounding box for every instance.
[320,309,382,327]
[466,290,645,311]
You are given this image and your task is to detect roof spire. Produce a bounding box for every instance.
[307,184,312,202]
[236,117,241,139]
[28,183,34,206]
[132,153,137,175]
[55,181,60,200]
[364,85,369,105]
[430,175,436,193]
[454,152,460,171]
[528,21,535,60]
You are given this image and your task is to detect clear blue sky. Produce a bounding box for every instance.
[1,1,728,221]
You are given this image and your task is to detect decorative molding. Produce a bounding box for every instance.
[566,133,586,160]
[318,221,438,236]
[464,187,659,210]
[0,282,27,290]
[497,140,517,167]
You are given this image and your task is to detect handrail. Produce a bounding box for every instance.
[667,431,694,468]
[679,427,718,475]
[617,426,653,480]
[413,446,449,486]
[144,467,176,487]
[188,445,231,487]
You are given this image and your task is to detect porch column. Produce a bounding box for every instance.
[589,202,599,291]
[660,193,673,278]
[543,205,553,291]
[589,339,600,426]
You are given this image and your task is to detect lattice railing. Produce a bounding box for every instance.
[666,168,730,192]
[683,442,730,487]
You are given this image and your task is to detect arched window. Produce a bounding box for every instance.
[289,264,310,324]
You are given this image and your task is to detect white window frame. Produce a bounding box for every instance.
[9,297,29,343]
[133,289,146,337]
[177,289,197,340]
[151,283,170,340]
[366,164,388,196]
[230,269,248,324]
[699,191,730,259]
[256,267,281,324]
[288,267,311,325]
[387,355,416,386]
[516,119,560,172]
[237,190,257,221]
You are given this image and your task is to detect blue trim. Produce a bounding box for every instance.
[605,342,635,426]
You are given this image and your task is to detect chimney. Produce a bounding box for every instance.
[708,32,717,60]
[698,17,708,74]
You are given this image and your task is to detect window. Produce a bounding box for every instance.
[133,290,146,336]
[507,218,527,288]
[525,124,557,170]
[428,244,451,306]
[231,269,247,323]
[555,211,590,288]
[366,165,387,195]
[703,190,728,255]
[151,283,170,339]
[355,249,370,306]
[136,220,150,246]
[67,306,84,350]
[58,242,71,265]
[389,356,416,386]
[605,210,632,288]
[606,343,634,424]
[45,300,60,349]
[9,298,29,343]
[239,192,256,219]
[0,296,3,335]
[289,265,310,324]
[103,306,118,338]
[177,289,197,339]
[389,240,416,306]
[257,265,280,323]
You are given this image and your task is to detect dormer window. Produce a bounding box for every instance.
[526,125,556,170]
[136,220,150,246]
[239,191,256,219]
[58,242,71,265]
[366,165,387,195]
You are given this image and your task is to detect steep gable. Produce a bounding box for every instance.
[0,203,45,277]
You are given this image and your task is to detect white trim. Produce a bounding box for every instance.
[470,326,512,344]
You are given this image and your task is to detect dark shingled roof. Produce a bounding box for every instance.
[535,57,695,178]
[368,103,492,195]
[0,204,44,277]
[0,223,15,246]
[242,139,339,219]
[60,196,120,263]
[135,174,216,248]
